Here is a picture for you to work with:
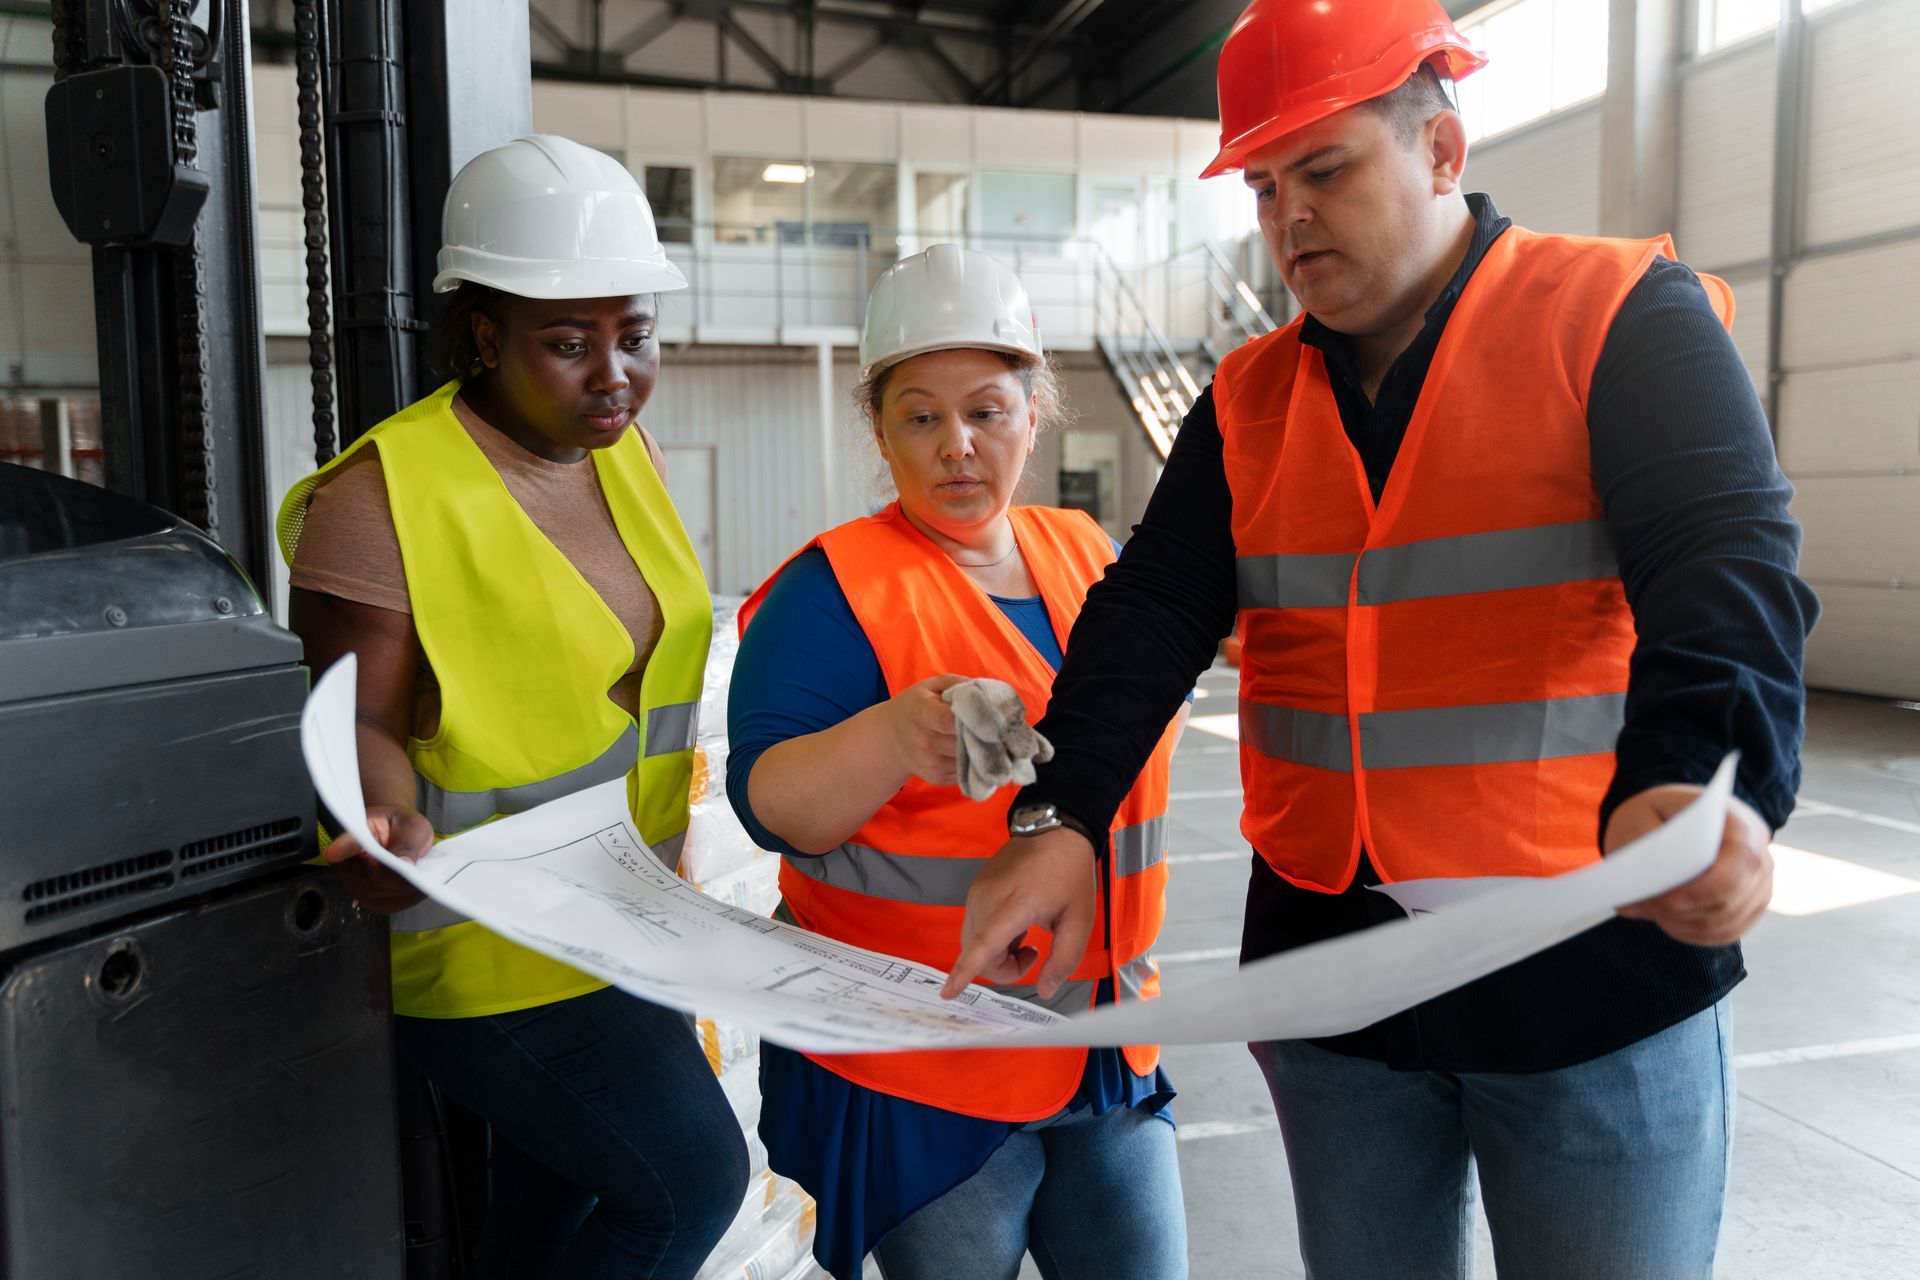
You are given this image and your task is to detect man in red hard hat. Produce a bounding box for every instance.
[948,0,1818,1274]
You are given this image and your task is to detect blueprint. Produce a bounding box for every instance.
[303,656,1737,1054]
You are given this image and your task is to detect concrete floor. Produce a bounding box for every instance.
[1023,678,1920,1279]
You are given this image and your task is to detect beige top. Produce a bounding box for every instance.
[290,393,666,739]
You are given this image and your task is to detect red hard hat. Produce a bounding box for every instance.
[1201,0,1488,179]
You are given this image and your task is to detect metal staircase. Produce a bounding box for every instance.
[1092,241,1281,461]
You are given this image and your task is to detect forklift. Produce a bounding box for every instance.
[2,2,534,1274]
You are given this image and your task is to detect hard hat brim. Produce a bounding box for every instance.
[432,253,690,299]
[1201,39,1487,179]
[863,338,1041,380]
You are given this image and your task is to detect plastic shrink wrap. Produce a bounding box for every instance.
[689,602,826,1280]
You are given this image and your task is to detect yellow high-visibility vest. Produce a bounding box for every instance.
[278,381,711,1017]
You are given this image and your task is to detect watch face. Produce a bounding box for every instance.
[1009,804,1058,833]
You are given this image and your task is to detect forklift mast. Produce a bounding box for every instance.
[42,0,530,601]
[19,3,532,1276]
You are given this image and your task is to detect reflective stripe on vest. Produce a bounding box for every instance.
[1235,519,1617,611]
[644,700,701,759]
[1117,950,1158,1002]
[416,723,643,833]
[1240,693,1626,773]
[782,816,1168,908]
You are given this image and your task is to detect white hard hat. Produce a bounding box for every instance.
[433,134,688,299]
[859,244,1041,377]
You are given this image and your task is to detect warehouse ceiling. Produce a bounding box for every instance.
[238,0,1494,120]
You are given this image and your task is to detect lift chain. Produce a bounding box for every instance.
[49,0,83,81]
[292,0,338,467]
[158,0,216,536]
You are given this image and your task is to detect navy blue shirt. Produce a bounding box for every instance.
[1016,195,1820,1073]
[728,545,1175,1276]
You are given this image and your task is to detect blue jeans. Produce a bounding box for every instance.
[396,986,750,1280]
[1249,999,1735,1280]
[871,1103,1188,1280]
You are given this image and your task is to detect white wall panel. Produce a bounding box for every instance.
[901,106,973,169]
[1802,0,1920,248]
[1778,361,1920,474]
[707,94,804,158]
[1803,585,1920,699]
[260,358,327,619]
[250,64,304,338]
[1781,240,1920,370]
[626,90,706,160]
[1464,104,1602,236]
[1179,122,1221,182]
[1790,476,1920,585]
[640,347,867,593]
[530,82,627,152]
[973,108,1075,171]
[1078,116,1178,179]
[1676,39,1773,270]
[1721,270,1771,392]
[804,100,897,163]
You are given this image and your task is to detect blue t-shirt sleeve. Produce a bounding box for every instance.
[727,548,890,858]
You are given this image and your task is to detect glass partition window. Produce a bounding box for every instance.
[1454,0,1607,142]
[914,172,970,243]
[711,156,807,244]
[644,166,694,244]
[978,171,1075,255]
[708,157,896,250]
[1090,184,1144,267]
[805,162,897,252]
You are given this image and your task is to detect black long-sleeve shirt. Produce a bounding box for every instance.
[1020,195,1820,1073]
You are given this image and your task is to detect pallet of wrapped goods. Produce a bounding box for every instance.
[683,791,772,885]
[683,599,774,886]
[717,1051,763,1131]
[694,1176,818,1280]
[695,854,781,916]
[697,1016,761,1077]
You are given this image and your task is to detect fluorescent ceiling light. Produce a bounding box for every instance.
[762,163,809,184]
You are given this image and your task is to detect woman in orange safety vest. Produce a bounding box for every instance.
[726,244,1190,1280]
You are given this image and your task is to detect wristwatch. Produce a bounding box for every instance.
[1007,801,1100,848]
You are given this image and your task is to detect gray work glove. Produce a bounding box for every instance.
[941,678,1055,802]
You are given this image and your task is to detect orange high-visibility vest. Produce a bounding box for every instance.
[740,503,1175,1122]
[1218,229,1734,892]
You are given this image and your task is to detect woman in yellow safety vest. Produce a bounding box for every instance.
[281,134,747,1278]
[728,244,1190,1279]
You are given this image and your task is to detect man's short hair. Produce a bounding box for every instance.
[1356,62,1456,145]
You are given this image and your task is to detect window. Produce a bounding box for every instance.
[802,162,897,254]
[1697,0,1849,55]
[643,166,694,244]
[1090,184,1143,266]
[1454,0,1608,142]
[977,171,1075,256]
[914,172,970,242]
[711,156,806,244]
[708,157,896,251]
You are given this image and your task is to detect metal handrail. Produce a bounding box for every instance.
[1201,241,1278,336]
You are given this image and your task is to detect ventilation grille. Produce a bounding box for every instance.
[180,818,303,880]
[22,850,175,923]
